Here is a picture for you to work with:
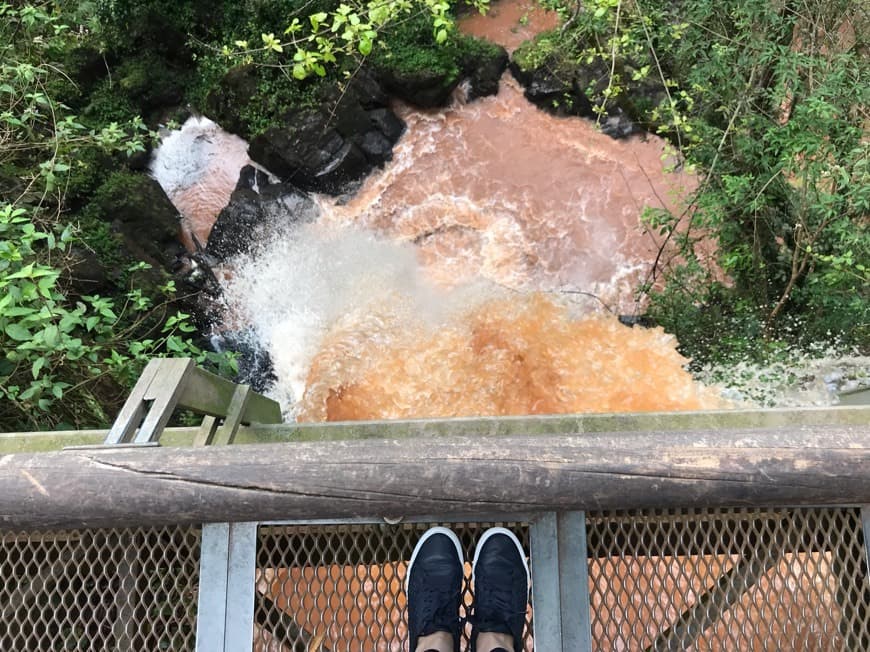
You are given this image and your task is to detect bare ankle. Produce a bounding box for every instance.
[416,630,453,652]
[476,631,514,652]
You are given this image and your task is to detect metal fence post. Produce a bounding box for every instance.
[196,522,258,652]
[530,511,593,652]
[862,506,870,580]
[558,511,593,651]
[531,512,562,651]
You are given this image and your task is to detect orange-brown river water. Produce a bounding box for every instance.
[153,0,726,420]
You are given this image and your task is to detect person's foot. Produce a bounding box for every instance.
[407,526,464,652]
[470,527,530,652]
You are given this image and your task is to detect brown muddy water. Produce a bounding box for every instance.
[151,0,719,420]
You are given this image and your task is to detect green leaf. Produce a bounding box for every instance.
[359,37,372,55]
[37,276,54,298]
[292,63,307,80]
[309,12,328,30]
[43,324,58,347]
[5,323,31,341]
[3,306,36,317]
[31,356,45,379]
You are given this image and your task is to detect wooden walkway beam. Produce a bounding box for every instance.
[1,424,868,530]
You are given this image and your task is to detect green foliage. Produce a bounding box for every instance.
[0,3,236,430]
[511,30,561,72]
[538,0,869,361]
[0,204,234,429]
[211,0,489,80]
[371,10,463,77]
[184,0,495,137]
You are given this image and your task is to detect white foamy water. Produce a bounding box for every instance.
[150,116,253,249]
[219,224,503,413]
[697,347,870,408]
[148,23,868,418]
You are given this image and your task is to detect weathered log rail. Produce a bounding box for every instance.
[2,424,869,530]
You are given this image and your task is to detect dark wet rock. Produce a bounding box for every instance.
[206,167,320,262]
[64,246,109,296]
[368,107,406,143]
[204,64,260,137]
[376,65,462,108]
[211,330,277,394]
[322,67,391,110]
[510,54,606,120]
[599,108,640,139]
[236,165,272,192]
[618,314,657,328]
[85,172,186,271]
[510,47,664,139]
[126,142,154,172]
[248,104,405,195]
[463,44,509,101]
[206,63,405,195]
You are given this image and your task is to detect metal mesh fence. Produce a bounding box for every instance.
[254,521,533,652]
[585,507,870,652]
[1,508,866,651]
[0,525,201,651]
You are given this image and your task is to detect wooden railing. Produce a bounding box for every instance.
[1,358,869,530]
[2,359,869,652]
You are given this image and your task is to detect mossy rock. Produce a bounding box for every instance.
[510,30,666,138]
[371,15,462,107]
[82,172,185,273]
[117,54,191,115]
[457,35,509,101]
[205,63,331,139]
[372,16,507,107]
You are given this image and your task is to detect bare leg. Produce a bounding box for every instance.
[415,631,454,651]
[476,632,514,651]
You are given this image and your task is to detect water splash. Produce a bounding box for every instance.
[301,293,724,421]
[219,224,722,419]
[150,116,253,249]
[219,225,468,411]
[696,344,870,408]
[319,76,693,314]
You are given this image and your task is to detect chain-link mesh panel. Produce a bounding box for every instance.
[0,526,200,651]
[255,521,532,651]
[585,507,870,651]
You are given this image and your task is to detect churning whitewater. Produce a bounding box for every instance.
[148,2,865,419]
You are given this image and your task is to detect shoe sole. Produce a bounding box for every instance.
[406,526,465,594]
[471,527,531,597]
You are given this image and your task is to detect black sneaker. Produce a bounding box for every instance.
[470,527,530,652]
[407,526,464,652]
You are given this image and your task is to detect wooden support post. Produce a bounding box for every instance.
[105,359,281,446]
[645,544,782,651]
[104,359,166,444]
